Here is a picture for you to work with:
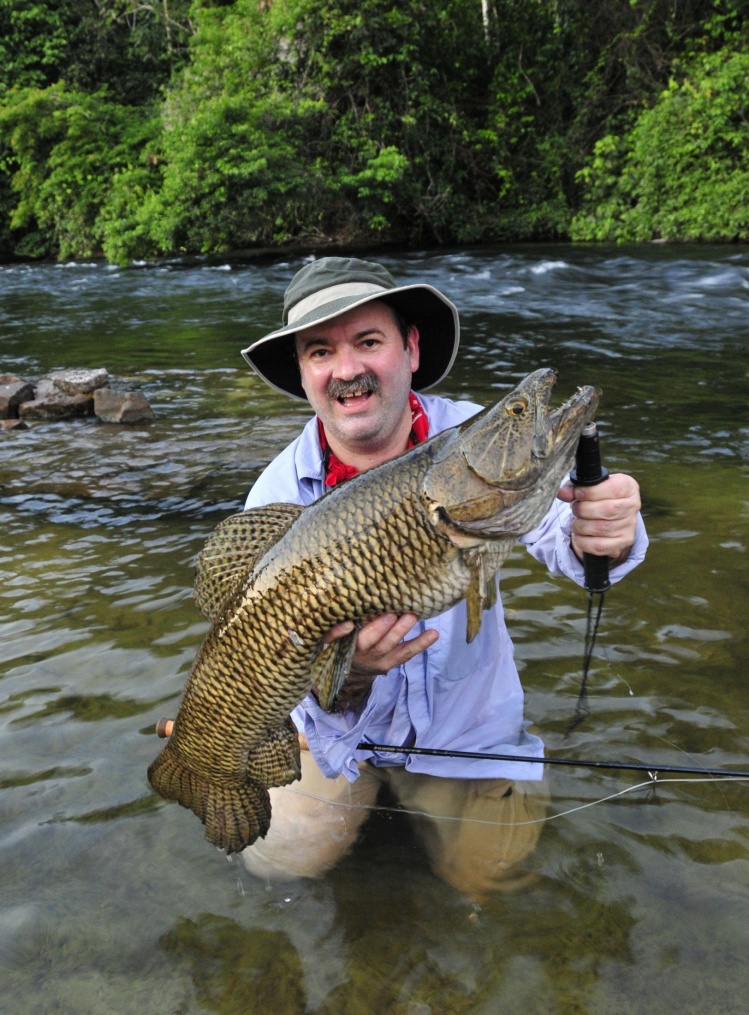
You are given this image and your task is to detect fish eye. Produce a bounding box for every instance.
[506,399,527,416]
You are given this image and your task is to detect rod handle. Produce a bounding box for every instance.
[570,422,611,593]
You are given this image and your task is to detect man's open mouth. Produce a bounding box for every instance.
[337,390,373,407]
[328,371,380,406]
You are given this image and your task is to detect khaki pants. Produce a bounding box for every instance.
[241,750,548,900]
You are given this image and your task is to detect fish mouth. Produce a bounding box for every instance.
[471,368,601,487]
[544,381,601,454]
[496,367,599,468]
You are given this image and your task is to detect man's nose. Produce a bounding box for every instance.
[331,345,365,379]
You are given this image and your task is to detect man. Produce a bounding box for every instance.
[237,257,647,898]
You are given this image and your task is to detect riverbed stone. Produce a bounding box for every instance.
[0,380,35,418]
[48,367,110,395]
[2,418,28,431]
[32,377,60,400]
[0,366,153,425]
[94,388,154,423]
[19,391,94,420]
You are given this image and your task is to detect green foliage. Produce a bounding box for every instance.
[0,0,70,90]
[132,0,328,255]
[0,84,161,259]
[0,0,747,260]
[0,0,189,258]
[0,0,192,101]
[143,0,568,251]
[571,45,749,242]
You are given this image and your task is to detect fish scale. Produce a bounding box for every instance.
[148,368,599,853]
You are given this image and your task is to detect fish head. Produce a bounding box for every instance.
[423,368,600,541]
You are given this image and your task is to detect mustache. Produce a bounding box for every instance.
[327,371,380,400]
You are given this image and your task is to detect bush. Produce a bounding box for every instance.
[571,46,749,242]
[0,83,162,259]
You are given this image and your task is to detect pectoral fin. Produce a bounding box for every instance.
[465,549,500,643]
[194,503,304,620]
[313,627,359,711]
[466,563,484,644]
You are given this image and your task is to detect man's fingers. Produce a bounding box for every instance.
[563,471,641,560]
[571,473,641,506]
[324,613,439,677]
[381,626,439,668]
[355,613,417,653]
[571,512,639,559]
[323,620,355,644]
[571,493,641,523]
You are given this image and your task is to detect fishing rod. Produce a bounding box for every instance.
[154,720,747,779]
[565,419,611,735]
[355,743,748,779]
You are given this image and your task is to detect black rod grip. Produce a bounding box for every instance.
[570,422,611,593]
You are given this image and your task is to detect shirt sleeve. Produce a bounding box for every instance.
[244,420,324,509]
[244,447,306,509]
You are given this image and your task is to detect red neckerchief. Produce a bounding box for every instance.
[318,391,429,487]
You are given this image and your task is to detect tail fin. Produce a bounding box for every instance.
[148,745,271,853]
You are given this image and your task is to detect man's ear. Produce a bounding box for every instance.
[407,324,420,373]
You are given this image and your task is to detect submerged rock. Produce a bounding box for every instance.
[0,379,35,418]
[94,388,155,423]
[19,390,94,420]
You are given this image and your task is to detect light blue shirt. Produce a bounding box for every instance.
[245,394,648,782]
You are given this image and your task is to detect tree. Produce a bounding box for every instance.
[0,0,190,258]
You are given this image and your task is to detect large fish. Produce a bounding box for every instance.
[148,368,599,852]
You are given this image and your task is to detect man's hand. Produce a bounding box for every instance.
[557,472,641,565]
[322,613,439,711]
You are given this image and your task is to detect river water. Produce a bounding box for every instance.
[1,246,747,1014]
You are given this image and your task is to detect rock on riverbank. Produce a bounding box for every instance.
[0,368,154,428]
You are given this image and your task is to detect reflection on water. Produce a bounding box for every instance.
[1,247,748,1013]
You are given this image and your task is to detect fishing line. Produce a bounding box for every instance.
[270,775,747,831]
[565,589,605,735]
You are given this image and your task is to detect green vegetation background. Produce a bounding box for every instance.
[0,0,747,263]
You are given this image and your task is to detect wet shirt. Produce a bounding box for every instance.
[245,394,649,782]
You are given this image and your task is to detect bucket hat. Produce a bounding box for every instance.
[241,256,460,400]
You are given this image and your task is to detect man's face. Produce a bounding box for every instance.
[294,301,420,457]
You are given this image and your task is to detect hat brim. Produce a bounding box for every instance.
[241,284,460,401]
